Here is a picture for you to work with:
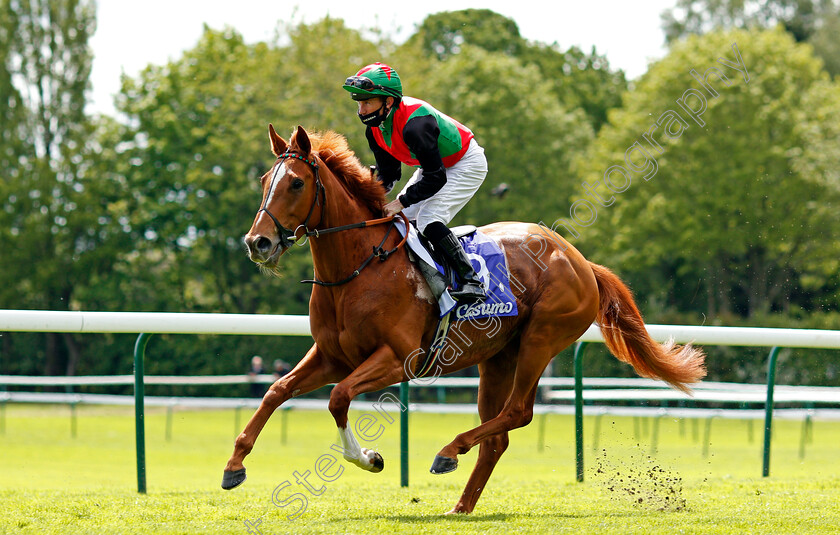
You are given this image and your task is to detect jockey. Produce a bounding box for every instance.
[343,62,488,303]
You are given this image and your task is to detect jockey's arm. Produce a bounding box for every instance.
[365,127,401,193]
[397,115,446,209]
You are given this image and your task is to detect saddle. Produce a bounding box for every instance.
[410,224,478,302]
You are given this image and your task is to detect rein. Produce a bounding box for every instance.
[259,150,408,287]
[302,212,409,287]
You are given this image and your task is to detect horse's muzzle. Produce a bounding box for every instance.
[244,233,286,264]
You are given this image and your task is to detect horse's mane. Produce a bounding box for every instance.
[309,131,386,216]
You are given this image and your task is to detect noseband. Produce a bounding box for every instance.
[258,150,325,248]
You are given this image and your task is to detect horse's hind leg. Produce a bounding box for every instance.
[432,329,582,479]
[447,349,516,515]
[222,344,344,489]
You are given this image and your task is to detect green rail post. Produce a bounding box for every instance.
[0,394,6,435]
[70,400,78,438]
[799,411,813,460]
[400,381,409,487]
[134,333,152,494]
[537,412,547,452]
[650,409,665,456]
[702,415,715,458]
[762,346,780,477]
[574,341,589,483]
[234,404,243,438]
[65,383,77,438]
[1,379,6,436]
[592,410,605,452]
[281,406,290,445]
[165,402,174,442]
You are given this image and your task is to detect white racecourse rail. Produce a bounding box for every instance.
[3,309,840,491]
[3,309,840,348]
[0,310,310,336]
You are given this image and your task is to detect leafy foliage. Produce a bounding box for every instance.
[1,10,840,385]
[662,0,840,75]
[574,28,840,326]
[410,9,627,132]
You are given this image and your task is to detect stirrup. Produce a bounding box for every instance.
[450,281,486,303]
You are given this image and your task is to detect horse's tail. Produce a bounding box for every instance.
[589,262,706,393]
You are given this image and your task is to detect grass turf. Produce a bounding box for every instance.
[1,403,839,534]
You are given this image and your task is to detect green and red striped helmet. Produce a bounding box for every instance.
[343,62,403,101]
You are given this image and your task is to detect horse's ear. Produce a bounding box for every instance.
[268,124,288,157]
[290,125,311,157]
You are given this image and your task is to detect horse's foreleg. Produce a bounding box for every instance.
[328,344,405,473]
[334,424,384,473]
[222,344,343,489]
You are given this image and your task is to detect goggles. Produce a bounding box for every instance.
[344,76,400,98]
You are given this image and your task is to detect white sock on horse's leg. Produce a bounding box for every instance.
[334,426,377,471]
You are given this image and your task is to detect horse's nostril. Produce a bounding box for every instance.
[255,236,272,253]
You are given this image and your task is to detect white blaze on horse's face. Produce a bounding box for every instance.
[260,159,310,228]
[246,158,306,264]
[262,159,291,219]
[259,160,293,227]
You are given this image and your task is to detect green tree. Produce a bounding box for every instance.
[118,27,281,315]
[807,10,840,76]
[662,0,840,75]
[789,79,840,308]
[409,9,627,131]
[273,16,385,154]
[662,0,830,42]
[574,28,840,320]
[407,8,525,60]
[519,43,627,132]
[0,3,28,308]
[399,44,593,225]
[0,0,118,375]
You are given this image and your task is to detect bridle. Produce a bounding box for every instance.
[256,150,408,286]
[257,150,325,250]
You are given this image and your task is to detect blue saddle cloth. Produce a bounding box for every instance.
[450,229,519,321]
[397,221,519,320]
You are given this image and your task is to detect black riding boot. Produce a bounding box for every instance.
[435,233,487,303]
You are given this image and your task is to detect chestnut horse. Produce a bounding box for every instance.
[222,125,706,514]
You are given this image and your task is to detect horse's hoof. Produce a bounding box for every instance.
[371,451,385,473]
[430,455,458,474]
[222,468,247,490]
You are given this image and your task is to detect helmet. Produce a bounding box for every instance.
[343,63,403,101]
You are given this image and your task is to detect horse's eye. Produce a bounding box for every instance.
[291,178,305,190]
